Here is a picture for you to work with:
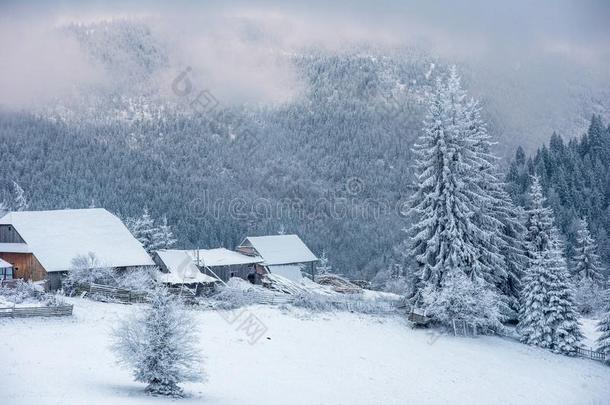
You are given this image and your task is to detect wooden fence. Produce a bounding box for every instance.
[77,283,148,304]
[576,347,606,363]
[0,304,73,318]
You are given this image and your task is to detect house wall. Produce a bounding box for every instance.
[0,225,26,243]
[0,252,47,281]
[47,272,66,291]
[202,264,256,282]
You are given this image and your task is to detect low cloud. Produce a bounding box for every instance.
[0,0,608,120]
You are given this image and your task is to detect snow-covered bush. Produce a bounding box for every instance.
[112,286,204,397]
[116,267,156,294]
[206,286,261,310]
[39,293,66,307]
[371,264,410,295]
[0,280,65,307]
[63,252,116,293]
[422,272,503,334]
[0,280,40,304]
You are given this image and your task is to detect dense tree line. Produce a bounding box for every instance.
[506,115,610,278]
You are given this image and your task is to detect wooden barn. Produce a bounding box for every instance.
[237,235,318,281]
[0,208,154,290]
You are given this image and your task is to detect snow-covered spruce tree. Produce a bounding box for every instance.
[572,219,605,314]
[524,176,554,253]
[597,297,610,364]
[519,179,582,355]
[125,208,156,252]
[112,286,204,397]
[407,67,506,327]
[573,218,605,285]
[316,249,332,276]
[12,181,28,211]
[150,215,177,252]
[493,193,528,320]
[462,91,528,319]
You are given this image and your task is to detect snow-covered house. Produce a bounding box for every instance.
[0,209,155,290]
[237,235,318,281]
[154,248,263,283]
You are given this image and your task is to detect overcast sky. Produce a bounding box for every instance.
[1,0,608,135]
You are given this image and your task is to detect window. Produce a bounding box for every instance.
[1,268,13,280]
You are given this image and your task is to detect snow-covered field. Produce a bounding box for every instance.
[1,298,609,405]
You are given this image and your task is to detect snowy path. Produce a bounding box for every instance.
[1,298,609,405]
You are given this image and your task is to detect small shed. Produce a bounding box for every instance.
[153,250,218,294]
[0,258,14,280]
[237,234,318,280]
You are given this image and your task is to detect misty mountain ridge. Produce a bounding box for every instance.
[2,18,609,278]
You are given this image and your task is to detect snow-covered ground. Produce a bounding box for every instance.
[1,298,609,405]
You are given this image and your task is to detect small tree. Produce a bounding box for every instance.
[519,229,583,355]
[12,181,28,211]
[574,278,605,315]
[112,287,204,397]
[316,250,332,276]
[126,208,156,252]
[150,215,177,251]
[597,295,610,364]
[573,218,604,285]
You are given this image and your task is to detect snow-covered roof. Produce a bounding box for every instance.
[0,243,32,253]
[0,209,154,272]
[154,250,217,284]
[0,258,12,268]
[240,235,317,266]
[267,264,303,281]
[188,248,262,267]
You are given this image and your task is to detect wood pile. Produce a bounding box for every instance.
[263,273,312,295]
[316,274,362,294]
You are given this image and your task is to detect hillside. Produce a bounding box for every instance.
[1,298,608,405]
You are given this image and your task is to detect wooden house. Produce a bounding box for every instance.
[237,235,318,281]
[0,209,154,290]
